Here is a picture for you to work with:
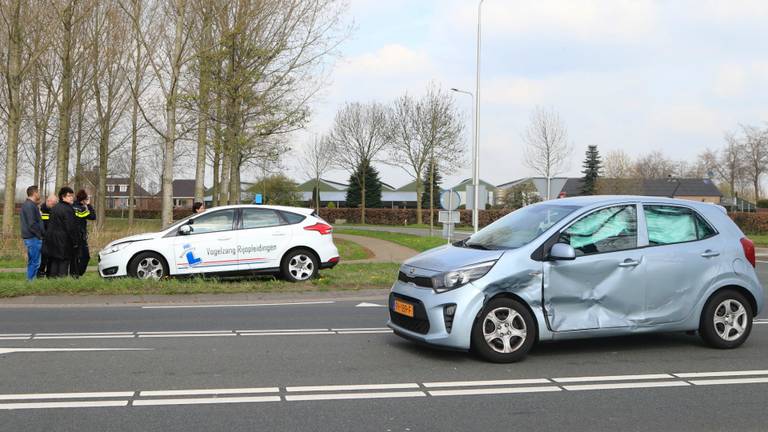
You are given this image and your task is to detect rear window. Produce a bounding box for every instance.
[280,211,306,225]
[644,205,717,245]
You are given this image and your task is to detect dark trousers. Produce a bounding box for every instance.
[48,259,70,278]
[78,244,90,276]
[69,248,80,278]
[37,253,50,278]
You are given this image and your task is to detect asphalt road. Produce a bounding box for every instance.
[1,265,768,431]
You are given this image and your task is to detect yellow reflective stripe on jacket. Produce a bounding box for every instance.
[74,210,91,218]
[40,213,50,220]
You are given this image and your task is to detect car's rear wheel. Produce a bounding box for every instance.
[128,252,168,280]
[471,298,536,363]
[281,249,318,282]
[700,290,753,349]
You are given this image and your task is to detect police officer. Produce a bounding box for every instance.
[37,195,58,278]
[43,187,79,278]
[73,189,96,276]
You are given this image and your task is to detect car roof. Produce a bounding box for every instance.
[203,204,314,215]
[549,195,723,212]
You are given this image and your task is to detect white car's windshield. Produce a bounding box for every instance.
[464,204,580,250]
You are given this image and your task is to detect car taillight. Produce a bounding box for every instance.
[304,223,333,235]
[740,237,756,268]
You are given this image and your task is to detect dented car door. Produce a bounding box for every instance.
[543,204,647,331]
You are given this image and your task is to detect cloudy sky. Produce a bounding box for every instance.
[284,0,768,189]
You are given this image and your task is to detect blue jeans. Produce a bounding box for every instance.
[24,238,42,281]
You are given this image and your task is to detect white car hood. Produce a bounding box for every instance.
[105,232,163,249]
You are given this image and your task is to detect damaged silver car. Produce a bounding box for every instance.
[388,196,763,362]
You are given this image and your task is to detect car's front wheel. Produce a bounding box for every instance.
[128,252,168,280]
[281,249,318,282]
[471,298,536,363]
[700,290,753,349]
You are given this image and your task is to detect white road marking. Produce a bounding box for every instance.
[563,381,690,391]
[286,383,419,392]
[330,327,390,331]
[0,337,31,340]
[0,392,134,401]
[140,387,278,397]
[236,328,330,333]
[239,331,333,336]
[35,335,136,340]
[424,378,551,388]
[138,333,237,338]
[689,377,768,386]
[139,330,234,334]
[334,330,393,334]
[553,373,673,383]
[0,348,151,355]
[132,396,281,406]
[355,302,385,308]
[674,370,768,378]
[0,400,128,410]
[285,391,426,402]
[141,301,335,309]
[428,386,561,397]
[0,327,398,340]
[34,332,134,336]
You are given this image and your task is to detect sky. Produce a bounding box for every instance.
[282,0,768,190]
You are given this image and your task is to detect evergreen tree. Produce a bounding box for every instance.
[581,145,602,195]
[421,161,442,209]
[346,160,383,209]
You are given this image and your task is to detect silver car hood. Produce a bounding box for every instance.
[403,244,506,273]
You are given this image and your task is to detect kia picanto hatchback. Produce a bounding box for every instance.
[388,196,764,362]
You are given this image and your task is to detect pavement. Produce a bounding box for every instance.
[337,224,473,240]
[333,233,418,263]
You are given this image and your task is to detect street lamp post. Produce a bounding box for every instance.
[450,0,484,233]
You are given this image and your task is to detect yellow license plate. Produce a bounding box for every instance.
[393,299,414,318]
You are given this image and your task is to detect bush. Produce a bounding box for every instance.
[757,199,768,209]
[104,208,192,220]
[730,212,768,233]
[318,208,513,227]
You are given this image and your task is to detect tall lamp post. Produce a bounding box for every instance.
[450,87,477,231]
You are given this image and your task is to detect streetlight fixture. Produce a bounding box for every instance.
[450,87,478,232]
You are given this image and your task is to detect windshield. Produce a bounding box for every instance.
[464,204,580,250]
[165,213,197,231]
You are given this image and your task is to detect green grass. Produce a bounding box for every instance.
[338,223,473,232]
[335,229,448,252]
[334,238,373,261]
[0,263,399,298]
[746,233,768,247]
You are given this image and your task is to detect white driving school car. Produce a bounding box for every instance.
[98,205,339,281]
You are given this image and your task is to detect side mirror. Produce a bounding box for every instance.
[179,224,192,235]
[549,243,576,261]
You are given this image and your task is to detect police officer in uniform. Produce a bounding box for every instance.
[37,195,58,277]
[73,189,96,276]
[43,187,80,278]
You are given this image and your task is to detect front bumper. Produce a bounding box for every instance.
[97,251,128,278]
[387,279,486,350]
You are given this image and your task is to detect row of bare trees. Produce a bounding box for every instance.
[0,0,349,234]
[301,85,466,224]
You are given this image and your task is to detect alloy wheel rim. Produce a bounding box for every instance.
[713,299,748,342]
[136,257,163,280]
[483,307,527,354]
[288,254,313,281]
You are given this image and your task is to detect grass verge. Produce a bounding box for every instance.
[334,238,374,261]
[0,263,399,298]
[335,229,447,252]
[746,233,768,247]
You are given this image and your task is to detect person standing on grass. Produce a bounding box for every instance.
[43,187,80,278]
[20,185,44,281]
[37,194,58,278]
[72,189,96,276]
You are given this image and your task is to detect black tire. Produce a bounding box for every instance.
[281,248,319,282]
[699,289,753,349]
[471,297,536,363]
[128,252,169,280]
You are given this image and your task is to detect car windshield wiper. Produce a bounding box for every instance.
[464,242,494,250]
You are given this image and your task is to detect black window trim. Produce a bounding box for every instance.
[178,208,237,237]
[639,202,720,249]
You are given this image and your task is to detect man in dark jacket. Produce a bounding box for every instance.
[42,187,80,278]
[37,194,57,278]
[73,189,96,276]
[20,185,43,281]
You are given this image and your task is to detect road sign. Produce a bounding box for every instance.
[440,190,461,210]
[438,210,460,223]
[254,194,263,204]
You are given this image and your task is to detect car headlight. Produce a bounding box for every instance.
[432,261,496,293]
[101,241,134,256]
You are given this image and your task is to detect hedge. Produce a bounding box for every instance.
[729,212,768,233]
[317,208,513,227]
[104,209,193,220]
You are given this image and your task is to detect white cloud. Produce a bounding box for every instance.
[649,104,726,135]
[336,44,432,77]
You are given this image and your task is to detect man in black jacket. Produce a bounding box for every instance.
[73,189,96,276]
[37,194,57,278]
[20,185,43,281]
[42,187,80,278]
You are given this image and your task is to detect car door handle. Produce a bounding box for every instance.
[217,237,232,241]
[618,259,640,267]
[700,250,720,258]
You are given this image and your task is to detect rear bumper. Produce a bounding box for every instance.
[320,257,340,269]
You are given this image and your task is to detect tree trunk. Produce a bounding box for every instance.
[194,10,212,204]
[1,0,23,237]
[73,98,83,191]
[32,77,42,187]
[415,175,422,225]
[361,172,366,224]
[55,1,74,190]
[128,0,142,227]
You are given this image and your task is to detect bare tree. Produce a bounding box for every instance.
[632,151,677,179]
[741,124,768,201]
[522,106,572,199]
[602,149,633,178]
[388,85,464,224]
[300,136,335,213]
[191,0,214,204]
[700,135,745,200]
[327,102,389,223]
